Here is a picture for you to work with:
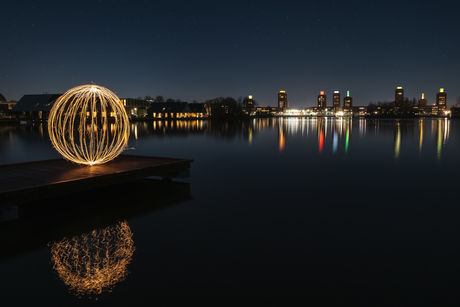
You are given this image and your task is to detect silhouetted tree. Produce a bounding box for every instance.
[398,97,417,115]
[205,96,245,119]
[154,95,164,102]
[165,98,175,103]
[368,98,417,117]
[367,100,393,116]
[145,95,152,101]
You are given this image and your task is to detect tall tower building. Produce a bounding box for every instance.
[395,86,404,106]
[246,95,255,108]
[343,91,353,113]
[332,91,340,109]
[418,93,427,107]
[278,91,287,109]
[436,88,447,112]
[317,91,326,109]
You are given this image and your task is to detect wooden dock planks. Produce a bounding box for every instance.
[0,155,193,207]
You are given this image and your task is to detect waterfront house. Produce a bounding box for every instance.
[10,94,62,120]
[148,102,192,119]
[0,93,7,103]
[188,103,208,118]
[120,98,150,119]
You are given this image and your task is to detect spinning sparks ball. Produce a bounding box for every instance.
[48,84,129,165]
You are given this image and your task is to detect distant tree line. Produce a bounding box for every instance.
[138,94,257,118]
[139,94,257,104]
[204,96,258,119]
[204,97,245,119]
[135,95,185,102]
[367,97,417,116]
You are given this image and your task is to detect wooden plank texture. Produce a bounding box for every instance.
[0,155,193,206]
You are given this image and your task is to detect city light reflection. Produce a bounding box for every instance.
[278,118,285,152]
[395,122,401,160]
[332,130,338,154]
[419,119,424,156]
[345,125,349,154]
[133,117,451,159]
[319,129,324,154]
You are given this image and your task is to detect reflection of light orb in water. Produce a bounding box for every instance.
[48,84,129,166]
[49,221,135,297]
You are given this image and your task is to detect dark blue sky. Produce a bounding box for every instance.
[2,0,459,108]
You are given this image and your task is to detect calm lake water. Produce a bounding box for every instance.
[1,117,460,306]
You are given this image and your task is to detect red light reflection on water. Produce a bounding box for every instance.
[319,130,324,153]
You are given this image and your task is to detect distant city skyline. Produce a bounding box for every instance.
[2,0,459,108]
[3,86,455,109]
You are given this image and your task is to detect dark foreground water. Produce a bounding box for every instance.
[1,117,460,306]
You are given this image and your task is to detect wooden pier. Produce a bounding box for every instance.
[0,155,193,207]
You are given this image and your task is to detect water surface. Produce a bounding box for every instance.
[1,118,460,305]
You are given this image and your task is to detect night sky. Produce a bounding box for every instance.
[2,0,459,108]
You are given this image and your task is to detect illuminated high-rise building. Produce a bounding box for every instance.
[436,88,447,112]
[247,95,255,108]
[332,91,340,109]
[317,91,326,109]
[278,91,288,109]
[418,93,427,107]
[395,86,404,106]
[343,91,353,113]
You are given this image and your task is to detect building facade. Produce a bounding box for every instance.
[0,93,7,103]
[120,98,150,118]
[436,88,447,114]
[10,94,63,120]
[317,91,326,110]
[395,87,404,107]
[188,103,207,118]
[148,102,192,119]
[278,91,288,110]
[343,91,353,114]
[246,95,255,109]
[332,91,340,110]
[418,93,427,107]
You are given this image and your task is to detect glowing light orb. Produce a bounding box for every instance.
[49,221,135,297]
[48,84,129,166]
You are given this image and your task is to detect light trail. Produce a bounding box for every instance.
[48,84,129,166]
